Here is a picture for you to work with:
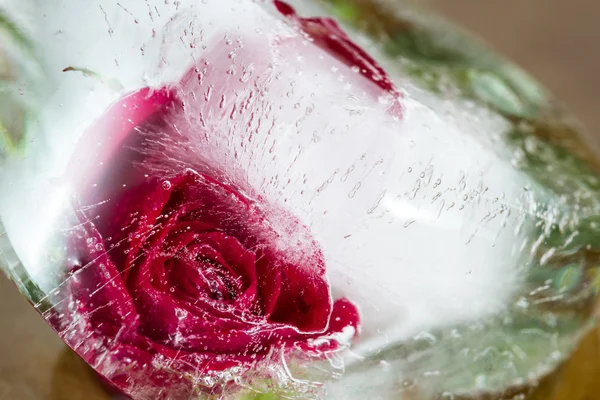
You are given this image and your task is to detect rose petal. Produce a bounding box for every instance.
[130,285,261,354]
[69,87,175,190]
[268,257,332,332]
[274,0,399,97]
[69,217,137,329]
[328,297,360,335]
[254,248,283,317]
[182,241,241,300]
[199,232,258,295]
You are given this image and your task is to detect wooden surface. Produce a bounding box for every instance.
[1,1,599,399]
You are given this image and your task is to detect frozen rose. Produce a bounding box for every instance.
[60,167,359,396]
[48,1,402,398]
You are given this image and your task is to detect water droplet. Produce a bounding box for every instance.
[401,379,415,389]
[348,182,361,198]
[162,180,172,190]
[413,331,437,345]
[239,63,254,83]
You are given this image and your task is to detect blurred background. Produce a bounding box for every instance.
[0,0,599,399]
[423,0,600,139]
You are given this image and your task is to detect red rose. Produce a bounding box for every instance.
[58,165,359,397]
[46,1,401,398]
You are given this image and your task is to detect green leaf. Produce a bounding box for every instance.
[0,6,40,156]
[242,393,280,400]
[0,8,35,55]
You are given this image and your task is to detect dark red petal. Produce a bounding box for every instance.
[123,194,188,281]
[274,0,399,97]
[165,233,258,309]
[164,258,203,296]
[166,221,216,242]
[268,252,332,332]
[165,171,257,241]
[48,214,138,365]
[328,297,360,335]
[183,241,241,300]
[131,288,180,345]
[199,232,258,292]
[255,249,282,317]
[70,219,136,327]
[71,89,178,263]
[87,177,179,277]
[130,284,262,354]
